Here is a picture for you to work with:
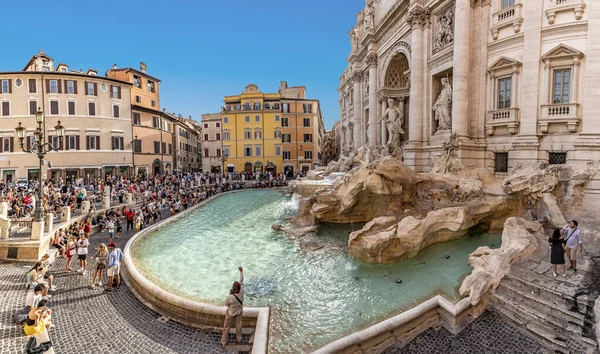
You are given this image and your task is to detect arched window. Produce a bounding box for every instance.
[244,129,251,139]
[254,129,262,139]
[223,129,230,140]
[384,54,409,88]
[274,129,281,139]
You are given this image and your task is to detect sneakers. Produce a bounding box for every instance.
[77,268,83,273]
[50,285,57,291]
[90,284,95,289]
[553,271,558,278]
[82,270,86,276]
[98,281,103,287]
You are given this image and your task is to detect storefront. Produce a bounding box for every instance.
[27,168,40,182]
[283,165,294,179]
[254,161,263,174]
[1,169,15,183]
[265,162,276,175]
[226,163,234,173]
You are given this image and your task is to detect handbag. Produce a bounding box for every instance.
[69,248,76,256]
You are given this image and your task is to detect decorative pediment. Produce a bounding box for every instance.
[542,44,584,61]
[489,56,522,72]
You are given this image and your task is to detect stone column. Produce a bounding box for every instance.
[452,0,471,138]
[102,187,111,210]
[380,97,388,144]
[367,53,378,148]
[352,71,363,149]
[44,213,53,233]
[407,8,426,143]
[30,220,44,241]
[0,218,9,240]
[81,201,90,215]
[61,206,71,223]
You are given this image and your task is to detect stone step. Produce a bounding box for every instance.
[223,343,252,353]
[496,281,585,327]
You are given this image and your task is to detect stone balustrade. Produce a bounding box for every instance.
[486,107,520,135]
[491,3,523,40]
[540,103,580,133]
[546,0,586,24]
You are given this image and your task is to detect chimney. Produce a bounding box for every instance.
[280,81,288,90]
[112,63,118,69]
[140,62,147,73]
[189,115,192,119]
[162,108,166,112]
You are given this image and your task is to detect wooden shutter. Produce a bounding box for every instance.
[8,79,12,94]
[87,136,90,150]
[84,81,88,95]
[46,79,50,93]
[57,79,62,93]
[111,137,115,150]
[66,136,70,150]
[64,80,68,94]
[96,136,100,150]
[120,137,124,150]
[117,86,121,99]
[29,79,36,93]
[76,135,80,150]
[93,83,98,96]
[27,136,31,150]
[110,85,114,98]
[73,81,78,94]
[9,137,14,152]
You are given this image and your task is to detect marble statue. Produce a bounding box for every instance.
[433,8,455,53]
[349,27,358,52]
[364,0,375,32]
[379,98,404,145]
[433,78,452,131]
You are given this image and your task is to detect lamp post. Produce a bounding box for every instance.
[15,108,64,223]
[133,135,138,178]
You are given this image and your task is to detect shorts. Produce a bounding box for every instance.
[43,272,51,279]
[116,227,122,233]
[566,247,578,261]
[107,265,120,277]
[78,254,87,260]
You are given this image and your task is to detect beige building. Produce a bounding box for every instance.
[201,113,223,173]
[338,0,600,206]
[106,63,175,177]
[0,50,133,183]
[169,114,201,173]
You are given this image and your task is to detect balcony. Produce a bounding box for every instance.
[485,108,520,135]
[490,3,524,40]
[546,0,586,25]
[540,103,580,133]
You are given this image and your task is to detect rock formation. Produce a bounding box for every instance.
[459,217,541,305]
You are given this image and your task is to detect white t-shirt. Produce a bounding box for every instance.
[77,238,89,255]
[26,291,43,308]
[107,221,115,233]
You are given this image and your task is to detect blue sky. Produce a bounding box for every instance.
[0,0,364,129]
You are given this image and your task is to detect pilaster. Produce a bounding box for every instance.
[367,53,379,148]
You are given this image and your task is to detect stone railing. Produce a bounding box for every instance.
[491,3,524,40]
[122,190,269,354]
[546,0,586,24]
[485,107,520,135]
[540,103,580,133]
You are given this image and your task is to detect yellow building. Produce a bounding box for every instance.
[222,84,282,175]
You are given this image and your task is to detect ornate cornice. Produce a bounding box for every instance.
[487,34,524,56]
[471,0,491,7]
[541,22,588,39]
[406,6,431,30]
[366,52,378,67]
[352,71,364,82]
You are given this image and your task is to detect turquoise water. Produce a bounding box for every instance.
[132,190,501,353]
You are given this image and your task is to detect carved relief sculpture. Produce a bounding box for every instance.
[364,0,375,32]
[379,98,404,145]
[433,7,455,54]
[433,78,453,131]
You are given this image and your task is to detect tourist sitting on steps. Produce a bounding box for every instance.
[548,228,566,278]
[23,299,53,336]
[221,266,245,348]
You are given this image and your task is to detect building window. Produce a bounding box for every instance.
[111,85,120,99]
[133,139,141,153]
[244,130,252,139]
[223,130,230,140]
[154,141,160,154]
[275,146,281,156]
[234,104,241,110]
[147,80,155,93]
[282,134,291,143]
[2,137,11,152]
[274,130,281,139]
[204,149,209,157]
[552,69,571,104]
[275,115,280,122]
[47,80,58,94]
[245,116,250,123]
[254,102,260,110]
[28,79,36,93]
[303,118,311,127]
[1,101,9,116]
[133,75,141,88]
[152,116,159,128]
[282,117,289,127]
[255,146,261,156]
[494,152,508,173]
[162,142,166,154]
[549,152,567,165]
[89,136,98,150]
[224,146,230,157]
[283,151,291,160]
[66,80,76,94]
[204,133,209,141]
[113,105,120,118]
[29,101,37,115]
[282,103,290,113]
[255,115,260,122]
[51,136,61,149]
[501,0,515,8]
[244,103,250,110]
[135,96,141,103]
[168,144,172,154]
[151,100,156,107]
[216,149,221,157]
[223,117,228,124]
[265,103,271,109]
[303,104,312,113]
[303,134,313,142]
[216,133,221,140]
[50,100,59,115]
[245,147,252,157]
[254,130,262,139]
[216,122,221,128]
[133,113,141,125]
[68,136,78,150]
[68,101,76,115]
[497,77,511,109]
[274,102,280,110]
[86,82,95,95]
[88,102,96,116]
[304,150,313,159]
[203,123,209,129]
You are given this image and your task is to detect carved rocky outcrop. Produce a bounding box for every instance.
[459,217,541,305]
[347,196,523,263]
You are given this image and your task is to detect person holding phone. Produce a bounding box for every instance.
[221,266,245,348]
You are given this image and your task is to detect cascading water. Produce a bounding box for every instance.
[132,189,500,352]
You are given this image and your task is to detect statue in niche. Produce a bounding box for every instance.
[349,27,358,52]
[433,8,455,53]
[433,78,452,131]
[364,0,375,32]
[379,98,404,145]
[364,71,369,94]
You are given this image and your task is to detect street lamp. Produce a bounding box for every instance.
[15,107,65,222]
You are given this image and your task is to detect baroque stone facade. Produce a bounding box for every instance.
[337,0,600,209]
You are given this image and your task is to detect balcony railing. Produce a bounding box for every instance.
[485,107,519,135]
[540,103,580,133]
[546,0,586,24]
[490,3,524,40]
